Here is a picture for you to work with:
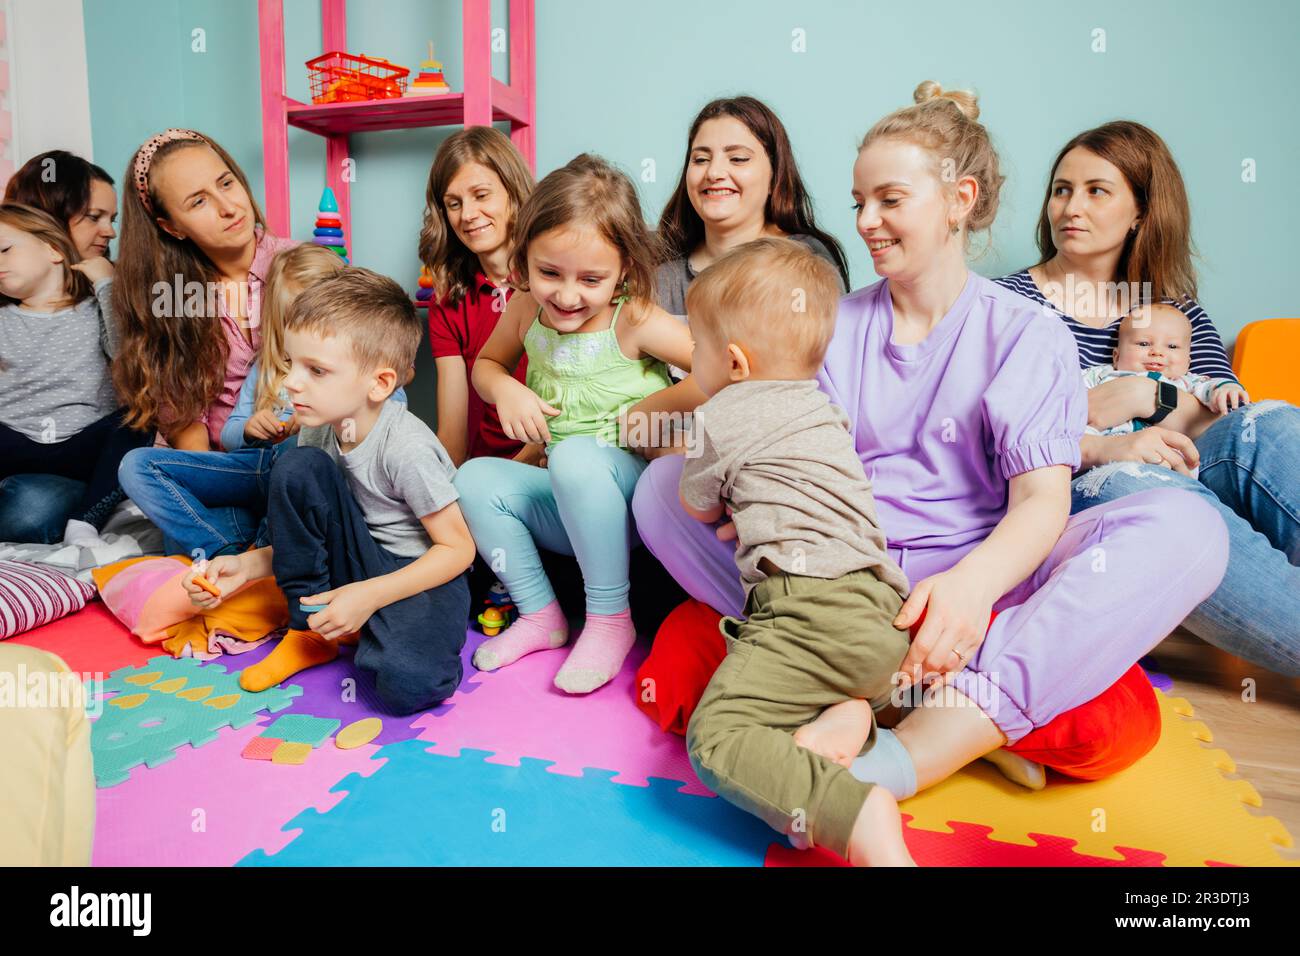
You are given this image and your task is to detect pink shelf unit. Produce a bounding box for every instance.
[257,0,536,255]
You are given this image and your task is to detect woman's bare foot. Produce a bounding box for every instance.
[980,747,1047,790]
[846,786,916,866]
[793,698,874,768]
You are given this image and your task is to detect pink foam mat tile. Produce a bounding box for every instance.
[92,720,384,866]
[412,639,711,796]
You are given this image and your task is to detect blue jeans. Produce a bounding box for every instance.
[118,444,286,560]
[453,436,647,615]
[0,474,86,544]
[1072,400,1300,676]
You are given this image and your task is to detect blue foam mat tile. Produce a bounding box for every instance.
[237,739,773,866]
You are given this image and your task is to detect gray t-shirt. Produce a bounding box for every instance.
[680,379,909,601]
[298,399,460,558]
[0,277,118,441]
[654,233,843,318]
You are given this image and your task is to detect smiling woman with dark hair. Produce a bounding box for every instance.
[654,96,850,331]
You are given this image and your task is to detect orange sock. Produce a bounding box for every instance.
[239,628,339,692]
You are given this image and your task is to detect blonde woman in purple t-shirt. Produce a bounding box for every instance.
[629,83,1229,821]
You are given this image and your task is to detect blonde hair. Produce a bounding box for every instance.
[685,237,841,377]
[508,153,661,320]
[0,202,91,308]
[283,266,422,376]
[859,81,1005,238]
[254,245,348,415]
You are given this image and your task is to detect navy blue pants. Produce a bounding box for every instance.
[267,446,469,715]
[0,408,150,532]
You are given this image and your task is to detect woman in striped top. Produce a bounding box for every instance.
[997,121,1300,677]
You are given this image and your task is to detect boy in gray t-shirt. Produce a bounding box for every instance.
[183,268,476,716]
[678,238,915,866]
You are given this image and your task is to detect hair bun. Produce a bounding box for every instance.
[913,80,980,120]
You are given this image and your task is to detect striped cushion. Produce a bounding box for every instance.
[0,561,96,640]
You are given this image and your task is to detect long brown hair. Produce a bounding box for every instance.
[0,202,92,307]
[254,245,348,415]
[657,96,850,291]
[418,126,534,308]
[508,153,662,321]
[111,132,266,434]
[1033,121,1197,302]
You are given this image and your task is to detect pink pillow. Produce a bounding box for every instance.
[92,556,198,644]
[0,560,96,640]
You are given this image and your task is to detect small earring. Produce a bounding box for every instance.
[950,223,960,235]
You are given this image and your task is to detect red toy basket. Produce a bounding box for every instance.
[306,51,410,104]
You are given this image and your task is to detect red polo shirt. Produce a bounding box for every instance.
[427,271,527,459]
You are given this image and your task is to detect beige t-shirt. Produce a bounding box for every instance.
[679,379,910,601]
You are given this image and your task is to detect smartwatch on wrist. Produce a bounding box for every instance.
[1138,371,1178,426]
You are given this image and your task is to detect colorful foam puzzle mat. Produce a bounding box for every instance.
[14,602,1298,866]
[87,656,302,787]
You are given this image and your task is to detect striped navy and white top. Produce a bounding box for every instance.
[994,270,1238,383]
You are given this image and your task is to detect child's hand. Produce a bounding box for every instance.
[244,408,290,442]
[182,555,247,610]
[1214,383,1250,415]
[70,256,115,284]
[300,583,376,640]
[497,381,561,445]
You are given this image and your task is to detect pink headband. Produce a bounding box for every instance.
[133,128,208,215]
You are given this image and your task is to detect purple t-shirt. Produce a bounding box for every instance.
[816,273,1086,580]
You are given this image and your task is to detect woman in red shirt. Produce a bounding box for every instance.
[420,127,536,465]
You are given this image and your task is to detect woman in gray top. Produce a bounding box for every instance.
[655,96,850,322]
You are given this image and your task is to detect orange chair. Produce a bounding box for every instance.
[1232,319,1300,404]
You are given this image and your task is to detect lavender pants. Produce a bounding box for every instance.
[632,456,1230,743]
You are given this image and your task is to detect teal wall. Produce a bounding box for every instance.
[82,0,1300,424]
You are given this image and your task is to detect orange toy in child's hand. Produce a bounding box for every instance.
[192,574,221,598]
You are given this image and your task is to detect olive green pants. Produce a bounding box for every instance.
[686,568,908,858]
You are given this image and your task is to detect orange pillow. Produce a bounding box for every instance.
[637,598,1160,780]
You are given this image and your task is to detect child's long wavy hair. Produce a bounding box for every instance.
[658,96,851,291]
[111,131,267,434]
[508,154,662,322]
[418,126,534,308]
[0,202,91,307]
[253,245,348,415]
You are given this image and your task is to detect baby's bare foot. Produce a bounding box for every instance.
[793,699,874,768]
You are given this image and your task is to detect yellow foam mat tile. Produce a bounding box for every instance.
[899,691,1296,867]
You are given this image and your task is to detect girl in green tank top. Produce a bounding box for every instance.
[454,154,694,695]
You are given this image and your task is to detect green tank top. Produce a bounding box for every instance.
[523,297,673,449]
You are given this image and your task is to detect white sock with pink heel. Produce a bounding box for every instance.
[553,608,637,694]
[472,598,569,672]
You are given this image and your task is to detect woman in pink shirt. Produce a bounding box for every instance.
[630,83,1229,810]
[112,129,298,557]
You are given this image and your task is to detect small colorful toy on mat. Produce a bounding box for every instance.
[476,582,517,636]
[313,188,349,263]
[406,42,452,96]
[415,264,435,307]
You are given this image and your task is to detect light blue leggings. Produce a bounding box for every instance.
[453,436,648,616]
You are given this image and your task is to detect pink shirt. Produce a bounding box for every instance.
[155,228,299,449]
